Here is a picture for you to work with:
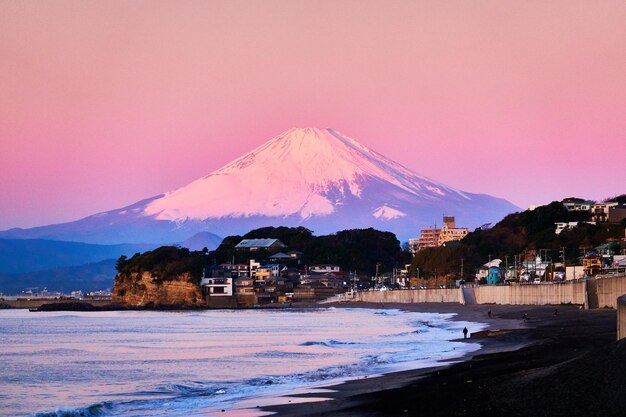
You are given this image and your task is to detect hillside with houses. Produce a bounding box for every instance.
[112,227,411,307]
[107,196,626,308]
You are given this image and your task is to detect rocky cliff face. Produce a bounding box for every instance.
[112,271,204,307]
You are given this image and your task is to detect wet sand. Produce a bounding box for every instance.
[263,303,625,417]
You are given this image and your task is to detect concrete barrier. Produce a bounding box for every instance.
[355,288,460,304]
[471,282,586,306]
[618,295,626,341]
[594,276,626,309]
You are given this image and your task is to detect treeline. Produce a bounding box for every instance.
[115,246,207,282]
[411,200,626,280]
[116,227,411,279]
[210,226,411,275]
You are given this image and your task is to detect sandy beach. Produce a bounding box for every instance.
[263,302,625,417]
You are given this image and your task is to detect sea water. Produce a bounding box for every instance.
[0,308,486,417]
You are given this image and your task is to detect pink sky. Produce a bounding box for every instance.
[1,1,625,230]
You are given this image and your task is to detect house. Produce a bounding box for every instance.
[219,263,249,278]
[582,255,602,276]
[309,264,340,273]
[520,256,551,279]
[609,205,626,223]
[562,198,594,211]
[252,264,281,290]
[287,250,303,259]
[591,202,618,222]
[269,252,292,262]
[235,238,286,252]
[476,259,502,281]
[555,221,596,235]
[200,268,233,297]
[234,277,255,294]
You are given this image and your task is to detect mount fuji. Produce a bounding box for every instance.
[1,128,519,244]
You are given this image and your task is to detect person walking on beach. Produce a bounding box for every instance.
[462,327,468,339]
[487,309,492,318]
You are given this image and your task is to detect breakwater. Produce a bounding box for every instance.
[1,298,113,309]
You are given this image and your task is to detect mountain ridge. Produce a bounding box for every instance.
[0,127,519,243]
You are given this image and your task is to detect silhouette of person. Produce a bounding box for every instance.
[487,309,492,318]
[462,327,468,339]
[554,308,558,316]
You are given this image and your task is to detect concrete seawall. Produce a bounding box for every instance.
[595,276,626,309]
[618,295,626,341]
[471,282,586,306]
[355,289,460,304]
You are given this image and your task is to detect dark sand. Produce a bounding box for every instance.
[264,303,625,417]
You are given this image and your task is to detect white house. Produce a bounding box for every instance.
[310,264,341,273]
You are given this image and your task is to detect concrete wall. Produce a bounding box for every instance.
[355,289,460,304]
[471,282,587,306]
[618,295,626,341]
[595,276,626,309]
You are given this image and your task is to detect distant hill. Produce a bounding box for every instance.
[0,238,157,274]
[0,259,116,294]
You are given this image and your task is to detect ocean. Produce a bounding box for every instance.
[0,308,486,417]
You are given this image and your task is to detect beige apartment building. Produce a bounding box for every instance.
[408,216,469,254]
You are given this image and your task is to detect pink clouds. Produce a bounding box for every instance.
[1,1,625,229]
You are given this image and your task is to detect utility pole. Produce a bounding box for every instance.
[460,258,464,279]
[505,256,509,280]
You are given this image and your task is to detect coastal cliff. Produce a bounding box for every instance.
[112,271,204,307]
[112,246,207,307]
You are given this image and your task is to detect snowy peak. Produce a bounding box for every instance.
[0,127,520,244]
[143,127,469,222]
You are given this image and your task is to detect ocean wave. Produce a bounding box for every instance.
[160,381,231,397]
[300,340,358,347]
[31,402,111,417]
[254,350,315,358]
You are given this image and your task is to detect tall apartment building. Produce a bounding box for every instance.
[408,216,469,254]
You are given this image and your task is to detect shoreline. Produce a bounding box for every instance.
[258,303,623,417]
[217,303,530,417]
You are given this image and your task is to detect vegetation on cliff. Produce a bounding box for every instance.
[115,246,207,282]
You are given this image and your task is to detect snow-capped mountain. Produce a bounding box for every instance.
[0,128,519,244]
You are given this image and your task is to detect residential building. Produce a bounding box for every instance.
[476,259,502,281]
[409,216,468,254]
[582,255,602,276]
[562,198,594,211]
[219,263,249,278]
[437,217,469,246]
[309,264,340,273]
[591,202,618,222]
[555,221,596,235]
[234,277,255,295]
[200,268,233,297]
[235,238,286,252]
[609,205,626,223]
